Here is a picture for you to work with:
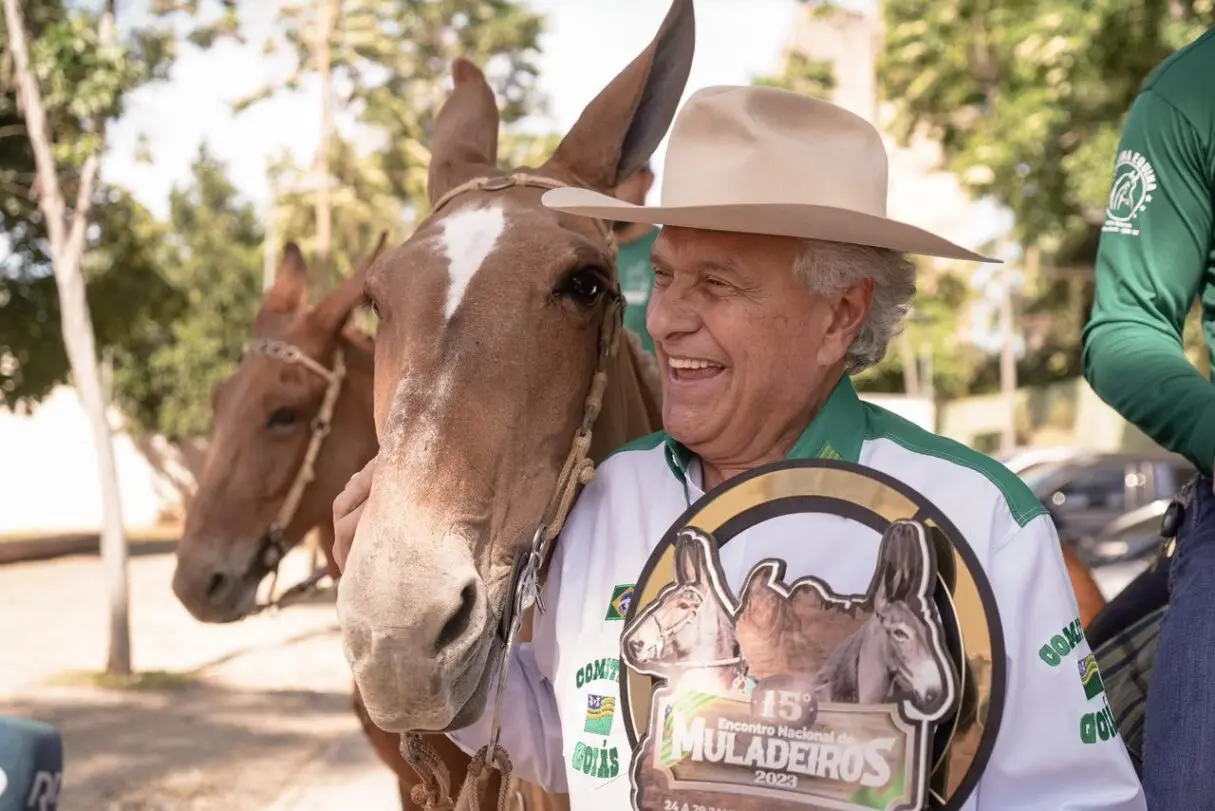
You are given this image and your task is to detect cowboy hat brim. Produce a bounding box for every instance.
[541,187,1001,264]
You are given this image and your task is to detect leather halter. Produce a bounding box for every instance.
[397,172,625,811]
[242,337,346,615]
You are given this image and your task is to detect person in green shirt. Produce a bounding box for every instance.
[1082,26,1215,807]
[611,161,661,356]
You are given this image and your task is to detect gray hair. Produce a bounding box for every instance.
[793,238,917,375]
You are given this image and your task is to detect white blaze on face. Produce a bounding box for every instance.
[439,203,507,321]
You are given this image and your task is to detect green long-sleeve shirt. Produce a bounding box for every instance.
[1082,27,1215,476]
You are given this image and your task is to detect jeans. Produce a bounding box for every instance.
[1143,475,1215,810]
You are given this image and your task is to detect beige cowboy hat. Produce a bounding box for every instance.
[542,85,1000,263]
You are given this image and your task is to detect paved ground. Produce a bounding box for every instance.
[0,546,400,811]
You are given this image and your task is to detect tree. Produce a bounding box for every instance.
[878,0,1211,398]
[753,49,836,99]
[0,189,184,411]
[2,0,138,674]
[0,0,178,411]
[879,0,1210,260]
[110,147,265,441]
[232,0,550,289]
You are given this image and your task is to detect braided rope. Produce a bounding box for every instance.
[453,745,514,811]
[401,733,456,810]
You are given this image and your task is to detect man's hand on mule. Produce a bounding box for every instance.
[333,457,377,574]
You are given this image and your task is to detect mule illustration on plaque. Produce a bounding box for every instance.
[620,520,958,811]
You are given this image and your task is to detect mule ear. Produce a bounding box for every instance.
[264,241,310,313]
[427,58,501,207]
[740,562,782,611]
[883,520,928,600]
[543,0,695,190]
[674,528,703,584]
[311,231,388,335]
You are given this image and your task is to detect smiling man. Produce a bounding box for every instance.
[332,86,1146,809]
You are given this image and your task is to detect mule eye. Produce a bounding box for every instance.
[266,407,299,430]
[363,292,381,319]
[555,268,606,307]
[892,627,911,643]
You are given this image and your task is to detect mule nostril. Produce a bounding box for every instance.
[629,638,644,654]
[205,571,229,603]
[435,581,479,654]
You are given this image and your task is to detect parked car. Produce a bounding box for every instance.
[1025,450,1195,557]
[1085,498,1172,567]
[995,445,1087,477]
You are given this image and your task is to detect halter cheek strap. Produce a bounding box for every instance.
[242,338,347,615]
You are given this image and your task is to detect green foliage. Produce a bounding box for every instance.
[853,266,985,398]
[878,0,1212,401]
[236,0,551,282]
[109,147,264,441]
[753,49,836,99]
[879,0,1213,260]
[0,0,181,409]
[268,137,408,285]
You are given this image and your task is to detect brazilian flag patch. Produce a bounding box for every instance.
[605,584,634,621]
[1078,652,1105,700]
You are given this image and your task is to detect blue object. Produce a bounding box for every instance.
[0,716,62,811]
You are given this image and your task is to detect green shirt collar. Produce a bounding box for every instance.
[662,376,866,484]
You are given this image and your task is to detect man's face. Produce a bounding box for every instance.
[646,227,874,466]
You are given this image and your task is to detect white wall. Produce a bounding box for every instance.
[0,386,193,536]
[860,394,937,432]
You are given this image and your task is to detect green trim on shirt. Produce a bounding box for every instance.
[607,430,666,460]
[861,405,1047,528]
[636,376,1045,528]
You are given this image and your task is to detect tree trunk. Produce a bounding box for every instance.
[264,178,278,291]
[3,0,131,674]
[313,0,337,292]
[999,248,1026,453]
[899,330,919,396]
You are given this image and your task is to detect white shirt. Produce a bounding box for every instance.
[448,379,1146,810]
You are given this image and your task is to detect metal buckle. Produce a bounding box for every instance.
[261,525,286,570]
[479,175,516,192]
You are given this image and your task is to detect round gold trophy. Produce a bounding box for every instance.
[617,459,1005,811]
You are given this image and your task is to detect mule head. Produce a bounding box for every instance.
[337,0,695,733]
[173,237,384,623]
[871,519,953,717]
[621,527,722,674]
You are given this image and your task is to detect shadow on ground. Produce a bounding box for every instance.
[3,679,360,811]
